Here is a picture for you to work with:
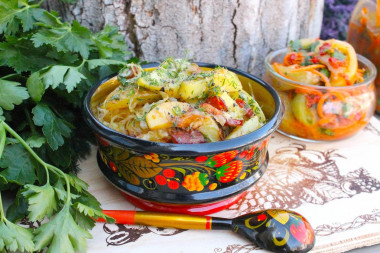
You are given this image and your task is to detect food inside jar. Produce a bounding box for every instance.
[92,57,266,143]
[347,0,380,112]
[271,38,375,140]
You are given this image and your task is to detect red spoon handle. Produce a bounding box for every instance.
[99,210,136,224]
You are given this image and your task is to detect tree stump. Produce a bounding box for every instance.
[43,0,324,76]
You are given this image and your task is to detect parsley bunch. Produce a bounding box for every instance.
[0,0,131,252]
[0,121,114,252]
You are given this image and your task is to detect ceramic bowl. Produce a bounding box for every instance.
[265,49,376,142]
[83,63,282,215]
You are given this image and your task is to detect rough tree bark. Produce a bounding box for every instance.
[43,0,324,76]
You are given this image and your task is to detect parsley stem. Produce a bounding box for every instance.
[23,107,37,135]
[1,121,46,170]
[47,164,71,205]
[0,192,5,221]
[1,121,71,204]
[0,124,5,222]
[0,122,5,159]
[0,73,20,80]
[35,0,44,7]
[77,58,87,69]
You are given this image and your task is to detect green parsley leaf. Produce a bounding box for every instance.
[22,184,57,221]
[289,39,302,52]
[65,20,92,58]
[301,54,312,66]
[331,49,346,61]
[0,219,34,253]
[53,179,80,202]
[0,37,56,73]
[87,59,126,70]
[0,108,4,121]
[73,202,114,228]
[320,68,331,78]
[46,141,76,169]
[40,65,86,93]
[0,0,45,34]
[16,1,45,32]
[26,134,46,148]
[0,175,6,185]
[71,190,114,230]
[0,0,20,35]
[172,106,183,116]
[67,173,88,193]
[0,143,37,185]
[0,79,29,110]
[93,25,129,60]
[309,40,320,52]
[32,103,71,150]
[5,191,28,222]
[33,205,92,253]
[26,72,45,102]
[32,19,93,58]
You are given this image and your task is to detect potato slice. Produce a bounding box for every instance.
[103,85,136,110]
[213,68,242,92]
[225,116,261,139]
[146,101,192,130]
[91,76,121,108]
[198,115,222,142]
[219,92,245,119]
[179,77,211,100]
[231,90,266,123]
[137,71,164,91]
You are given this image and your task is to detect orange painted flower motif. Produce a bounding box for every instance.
[208,183,217,190]
[144,153,160,163]
[182,172,204,191]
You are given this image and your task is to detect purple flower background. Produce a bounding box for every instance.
[321,0,358,40]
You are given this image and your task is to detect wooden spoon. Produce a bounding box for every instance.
[98,209,315,253]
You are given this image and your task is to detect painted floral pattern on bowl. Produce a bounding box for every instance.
[97,135,269,194]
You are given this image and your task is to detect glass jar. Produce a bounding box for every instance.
[265,49,376,142]
[347,0,380,113]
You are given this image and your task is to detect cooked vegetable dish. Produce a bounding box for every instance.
[92,58,266,143]
[269,38,375,141]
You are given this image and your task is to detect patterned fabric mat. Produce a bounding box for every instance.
[80,117,380,253]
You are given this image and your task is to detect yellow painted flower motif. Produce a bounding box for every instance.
[144,153,160,163]
[182,172,204,192]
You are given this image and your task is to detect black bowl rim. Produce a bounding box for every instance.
[83,62,283,156]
